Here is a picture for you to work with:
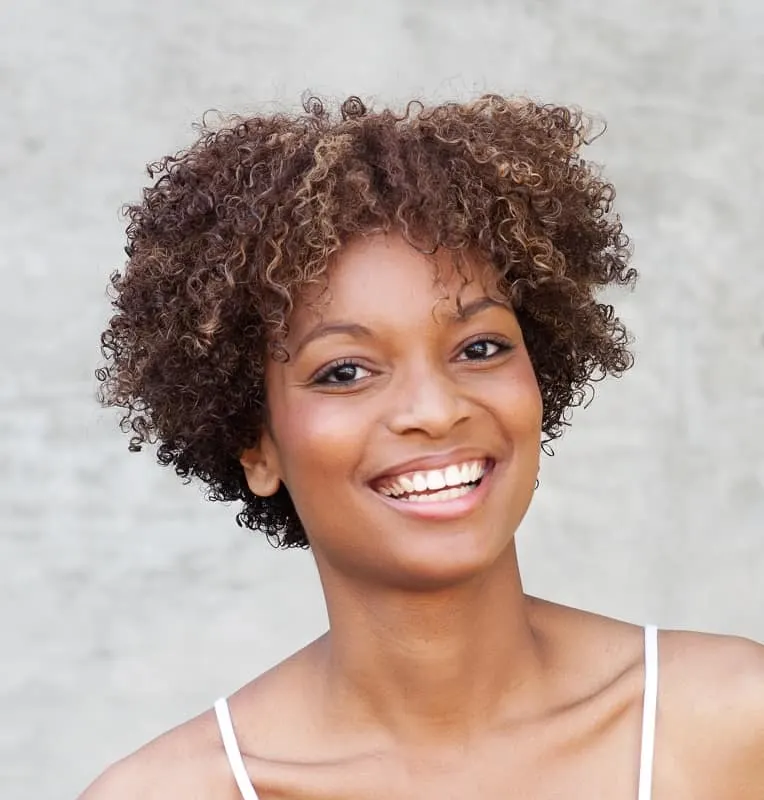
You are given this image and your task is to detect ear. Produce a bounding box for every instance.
[240,431,282,497]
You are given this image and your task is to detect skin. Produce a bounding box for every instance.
[81,234,764,799]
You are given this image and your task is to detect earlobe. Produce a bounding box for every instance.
[240,442,282,497]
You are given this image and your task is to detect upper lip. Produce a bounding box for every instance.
[368,449,494,484]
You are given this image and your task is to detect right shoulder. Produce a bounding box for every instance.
[77,707,239,800]
[77,754,154,800]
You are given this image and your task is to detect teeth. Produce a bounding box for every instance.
[406,484,474,502]
[377,459,488,499]
[399,476,415,493]
[444,464,462,487]
[412,473,428,492]
[425,470,446,491]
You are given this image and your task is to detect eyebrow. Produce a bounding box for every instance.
[292,296,511,357]
[450,296,511,320]
[293,323,374,357]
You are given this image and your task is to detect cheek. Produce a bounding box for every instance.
[270,392,368,490]
[520,380,544,434]
[490,360,543,438]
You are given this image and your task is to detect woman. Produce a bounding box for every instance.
[83,96,763,799]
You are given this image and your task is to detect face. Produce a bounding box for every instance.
[242,233,543,591]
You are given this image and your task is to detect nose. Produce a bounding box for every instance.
[385,361,471,439]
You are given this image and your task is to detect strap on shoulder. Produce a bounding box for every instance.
[214,697,260,800]
[637,624,659,800]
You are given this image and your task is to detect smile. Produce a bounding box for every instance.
[370,459,494,519]
[375,459,488,501]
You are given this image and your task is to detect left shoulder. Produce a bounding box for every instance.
[661,627,764,689]
[659,629,764,798]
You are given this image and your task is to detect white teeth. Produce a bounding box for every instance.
[412,473,428,492]
[406,484,473,502]
[377,459,489,500]
[444,464,462,487]
[425,470,446,491]
[399,476,415,493]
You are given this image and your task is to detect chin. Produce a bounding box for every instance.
[380,527,518,592]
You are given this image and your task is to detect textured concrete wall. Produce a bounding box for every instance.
[1,1,762,796]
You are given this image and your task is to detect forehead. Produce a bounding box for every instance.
[289,233,505,330]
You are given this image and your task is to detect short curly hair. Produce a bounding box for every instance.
[97,94,636,548]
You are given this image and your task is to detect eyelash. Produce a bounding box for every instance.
[311,336,514,386]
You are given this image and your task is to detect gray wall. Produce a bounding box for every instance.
[1,1,762,797]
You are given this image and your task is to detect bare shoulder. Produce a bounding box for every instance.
[532,599,764,796]
[77,641,328,800]
[660,628,764,719]
[659,628,764,798]
[77,707,237,800]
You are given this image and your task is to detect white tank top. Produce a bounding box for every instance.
[215,624,659,800]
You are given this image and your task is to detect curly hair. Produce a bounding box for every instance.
[96,94,636,548]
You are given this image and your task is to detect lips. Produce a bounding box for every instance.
[369,450,494,497]
[369,457,496,520]
[374,459,488,498]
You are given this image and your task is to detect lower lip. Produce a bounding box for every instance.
[371,463,495,521]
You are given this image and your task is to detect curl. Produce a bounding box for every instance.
[97,93,637,548]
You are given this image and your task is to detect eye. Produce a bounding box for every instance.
[313,359,373,385]
[457,337,512,361]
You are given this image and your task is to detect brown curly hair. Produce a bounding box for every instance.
[97,94,636,548]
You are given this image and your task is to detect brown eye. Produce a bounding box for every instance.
[459,338,511,361]
[313,360,373,385]
[329,365,361,383]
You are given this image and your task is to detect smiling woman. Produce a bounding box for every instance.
[239,236,544,591]
[83,96,764,800]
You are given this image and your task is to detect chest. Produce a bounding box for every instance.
[245,703,656,800]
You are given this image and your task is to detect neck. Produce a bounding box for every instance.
[317,543,549,743]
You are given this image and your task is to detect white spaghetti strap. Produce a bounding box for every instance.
[214,697,260,800]
[637,624,659,800]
